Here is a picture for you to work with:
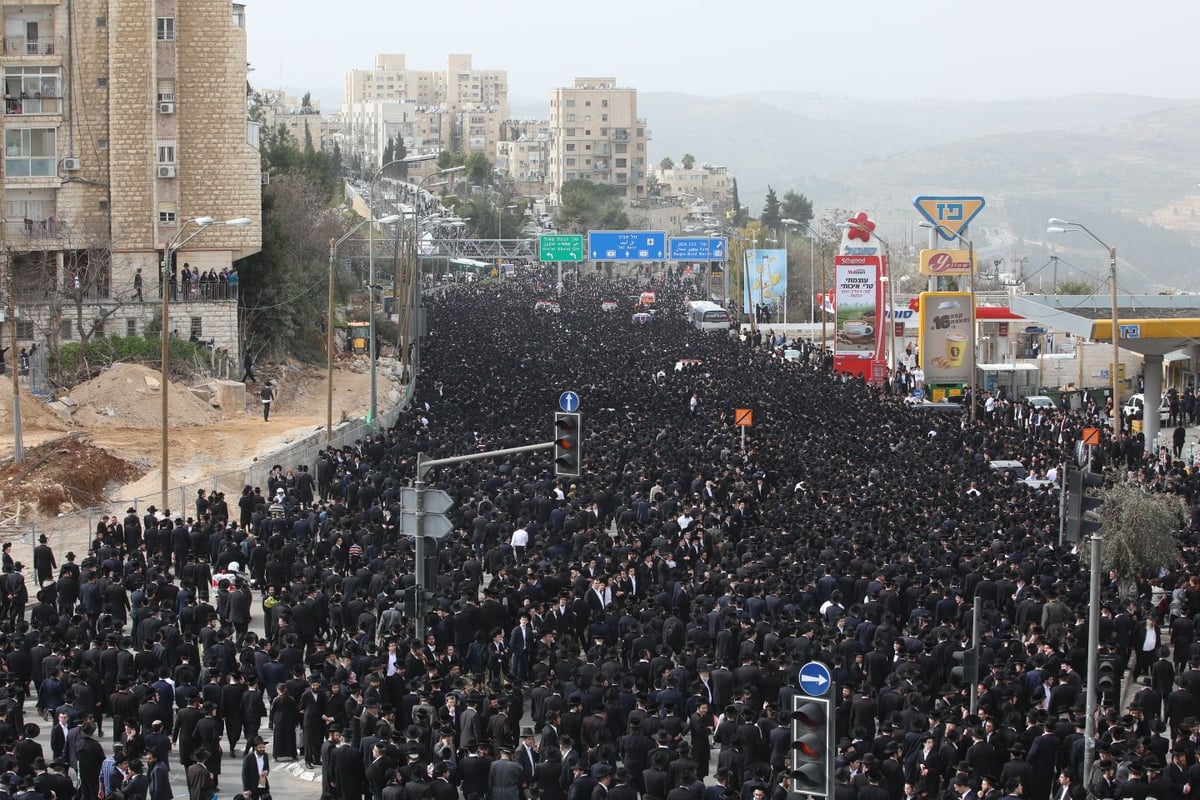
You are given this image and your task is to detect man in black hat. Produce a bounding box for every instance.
[300,676,329,768]
[488,743,524,800]
[32,535,55,585]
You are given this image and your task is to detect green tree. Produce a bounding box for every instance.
[681,153,696,170]
[659,156,675,171]
[303,119,314,156]
[1100,484,1184,593]
[301,91,313,113]
[729,179,748,227]
[465,151,491,186]
[761,187,782,231]
[436,150,455,170]
[387,135,408,177]
[331,141,343,177]
[556,179,629,233]
[1055,279,1098,295]
[780,190,814,226]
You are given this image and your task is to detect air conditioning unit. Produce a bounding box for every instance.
[157,165,176,179]
[62,157,81,171]
[159,101,174,114]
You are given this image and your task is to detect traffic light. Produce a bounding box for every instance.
[951,647,979,689]
[1097,654,1121,705]
[791,697,833,798]
[554,412,582,477]
[1066,469,1105,543]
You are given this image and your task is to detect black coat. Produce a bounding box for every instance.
[241,751,269,793]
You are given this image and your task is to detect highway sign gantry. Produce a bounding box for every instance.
[538,234,585,263]
[587,230,666,261]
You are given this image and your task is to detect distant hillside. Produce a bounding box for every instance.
[639,92,1200,289]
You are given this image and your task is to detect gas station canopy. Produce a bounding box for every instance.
[1010,294,1200,358]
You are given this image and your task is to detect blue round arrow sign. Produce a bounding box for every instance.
[559,391,580,413]
[799,661,832,696]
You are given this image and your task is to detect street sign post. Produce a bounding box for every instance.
[397,487,454,540]
[799,661,833,697]
[538,234,585,263]
[587,230,666,261]
[913,195,986,242]
[559,391,580,413]
[668,236,728,261]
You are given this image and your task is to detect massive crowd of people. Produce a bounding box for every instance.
[7,274,1200,800]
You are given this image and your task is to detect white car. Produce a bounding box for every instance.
[1023,395,1056,409]
[1123,393,1170,424]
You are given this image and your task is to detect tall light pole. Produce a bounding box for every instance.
[919,222,978,422]
[777,219,796,321]
[498,203,518,277]
[161,216,252,510]
[366,154,441,427]
[1047,218,1120,428]
[328,214,399,441]
[841,222,897,379]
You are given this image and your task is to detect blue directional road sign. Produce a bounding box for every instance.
[559,391,580,413]
[587,230,666,261]
[669,236,728,261]
[799,661,832,697]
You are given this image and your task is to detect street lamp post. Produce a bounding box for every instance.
[919,222,978,422]
[1047,218,1120,794]
[780,218,800,324]
[328,214,399,441]
[1047,218,1120,429]
[160,216,251,510]
[366,154,441,427]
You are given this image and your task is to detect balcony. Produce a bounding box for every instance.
[8,216,59,239]
[3,36,60,57]
[5,95,61,115]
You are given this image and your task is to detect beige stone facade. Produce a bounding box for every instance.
[1,0,261,355]
[495,121,553,199]
[258,88,332,152]
[548,78,650,202]
[342,54,508,172]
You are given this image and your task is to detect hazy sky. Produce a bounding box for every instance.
[247,0,1200,104]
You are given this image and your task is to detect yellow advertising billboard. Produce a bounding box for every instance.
[918,291,974,384]
[919,249,976,277]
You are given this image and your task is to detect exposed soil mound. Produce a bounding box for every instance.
[0,385,71,431]
[66,363,223,429]
[0,435,144,514]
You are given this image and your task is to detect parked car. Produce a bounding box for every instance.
[1022,395,1056,409]
[1122,393,1170,424]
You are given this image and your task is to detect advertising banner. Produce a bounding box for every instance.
[833,255,883,380]
[918,291,974,384]
[919,249,976,277]
[742,249,787,315]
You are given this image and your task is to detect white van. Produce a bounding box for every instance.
[1123,393,1170,424]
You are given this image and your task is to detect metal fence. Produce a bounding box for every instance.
[4,374,416,580]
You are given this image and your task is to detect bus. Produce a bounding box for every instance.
[688,300,732,331]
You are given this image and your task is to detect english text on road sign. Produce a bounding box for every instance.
[538,234,585,263]
[668,236,728,261]
[734,408,753,427]
[587,230,666,261]
[913,195,986,241]
[559,391,580,413]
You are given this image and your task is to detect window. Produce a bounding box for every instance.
[585,100,591,107]
[15,320,32,340]
[584,115,591,122]
[616,158,627,168]
[602,115,608,122]
[126,319,137,337]
[615,143,627,154]
[565,129,575,136]
[158,209,177,224]
[156,141,176,165]
[59,320,72,340]
[232,7,245,28]
[157,78,175,104]
[565,99,575,107]
[96,16,107,27]
[601,100,608,108]
[4,67,62,115]
[190,317,203,339]
[5,128,56,177]
[565,158,575,166]
[565,143,574,151]
[584,130,591,136]
[97,138,108,150]
[97,78,107,88]
[98,200,108,210]
[565,114,575,123]
[93,320,105,338]
[616,173,628,184]
[156,17,175,41]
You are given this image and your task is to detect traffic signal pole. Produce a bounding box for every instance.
[1083,528,1102,788]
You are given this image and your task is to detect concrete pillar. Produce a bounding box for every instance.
[1143,353,1164,452]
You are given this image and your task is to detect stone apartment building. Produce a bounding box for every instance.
[342,53,509,171]
[258,88,331,153]
[2,0,261,356]
[494,120,553,199]
[547,78,651,202]
[650,162,734,221]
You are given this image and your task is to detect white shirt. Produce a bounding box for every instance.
[511,528,529,548]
